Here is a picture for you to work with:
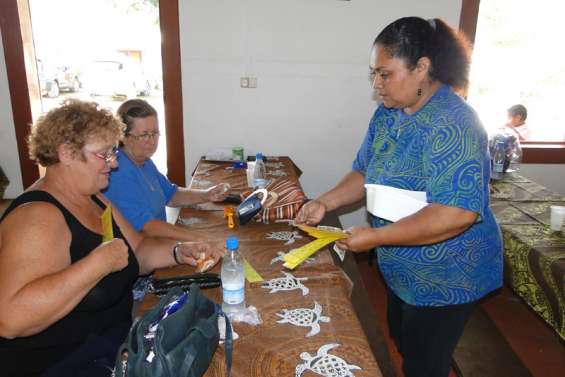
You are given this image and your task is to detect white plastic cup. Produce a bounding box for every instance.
[550,205,565,231]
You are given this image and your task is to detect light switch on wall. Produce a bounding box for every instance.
[240,77,257,88]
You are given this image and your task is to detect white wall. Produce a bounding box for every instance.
[0,28,24,198]
[179,0,462,227]
[3,1,562,222]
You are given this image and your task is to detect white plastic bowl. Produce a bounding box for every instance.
[365,184,428,222]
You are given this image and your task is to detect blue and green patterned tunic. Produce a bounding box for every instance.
[353,85,502,306]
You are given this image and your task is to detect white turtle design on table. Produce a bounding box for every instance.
[268,170,288,177]
[270,250,315,265]
[295,343,362,377]
[190,178,213,189]
[177,217,203,226]
[266,161,285,169]
[262,271,309,296]
[265,231,303,245]
[276,301,330,337]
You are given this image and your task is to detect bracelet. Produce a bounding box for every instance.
[172,242,182,265]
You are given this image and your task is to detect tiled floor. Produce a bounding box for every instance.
[356,257,565,377]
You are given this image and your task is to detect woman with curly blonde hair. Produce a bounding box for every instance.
[0,99,223,376]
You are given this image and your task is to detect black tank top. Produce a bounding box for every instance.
[0,191,140,376]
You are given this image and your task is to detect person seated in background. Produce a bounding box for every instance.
[505,104,530,141]
[103,99,230,241]
[0,100,224,376]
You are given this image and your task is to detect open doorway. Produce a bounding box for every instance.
[28,0,168,172]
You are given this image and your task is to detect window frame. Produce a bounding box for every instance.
[459,0,565,164]
[1,0,186,188]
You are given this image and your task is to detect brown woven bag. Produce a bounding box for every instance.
[241,178,307,223]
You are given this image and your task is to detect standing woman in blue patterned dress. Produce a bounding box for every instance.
[296,17,502,377]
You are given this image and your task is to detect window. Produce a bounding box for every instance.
[460,0,565,163]
[467,0,565,143]
[29,0,168,171]
[1,0,186,186]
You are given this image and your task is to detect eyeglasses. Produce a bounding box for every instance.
[89,146,119,164]
[128,130,160,142]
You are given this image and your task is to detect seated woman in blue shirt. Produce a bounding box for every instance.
[296,17,502,377]
[104,99,229,241]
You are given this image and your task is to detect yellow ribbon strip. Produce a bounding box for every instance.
[243,257,264,283]
[283,238,337,269]
[283,225,350,269]
[296,224,349,240]
[101,205,114,242]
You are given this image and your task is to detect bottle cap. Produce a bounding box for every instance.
[226,236,239,249]
[255,152,263,160]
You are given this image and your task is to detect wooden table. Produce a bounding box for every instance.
[491,173,565,340]
[138,157,386,377]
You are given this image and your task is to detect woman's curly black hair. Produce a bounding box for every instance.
[374,17,472,90]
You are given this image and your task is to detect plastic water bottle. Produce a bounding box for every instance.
[221,236,245,314]
[253,152,267,188]
[491,140,505,180]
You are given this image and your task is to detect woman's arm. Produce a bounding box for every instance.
[106,195,223,275]
[296,170,366,225]
[133,237,224,275]
[140,219,209,242]
[336,203,477,252]
[0,203,128,338]
[317,171,367,211]
[167,184,230,207]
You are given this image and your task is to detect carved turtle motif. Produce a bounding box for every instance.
[295,343,361,377]
[262,271,309,296]
[177,217,203,226]
[265,161,285,169]
[265,231,303,245]
[270,250,315,265]
[190,178,213,189]
[268,169,288,177]
[276,301,330,337]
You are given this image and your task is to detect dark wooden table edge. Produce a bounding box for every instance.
[323,213,396,377]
